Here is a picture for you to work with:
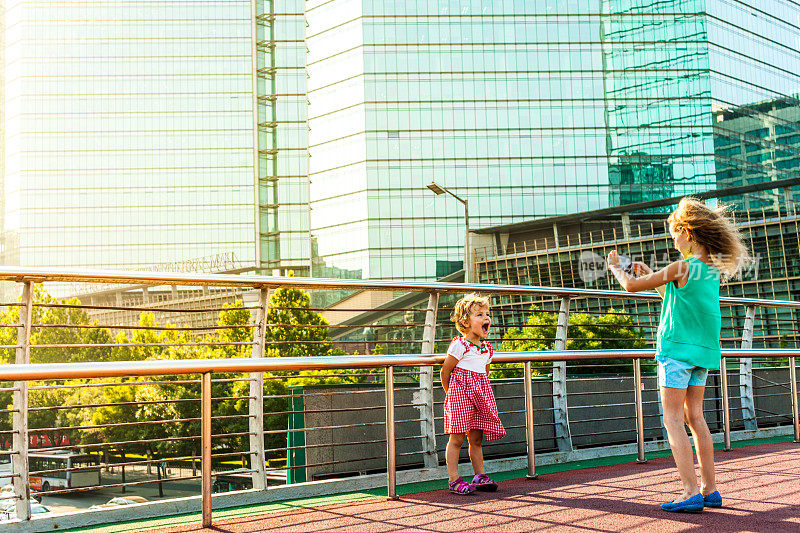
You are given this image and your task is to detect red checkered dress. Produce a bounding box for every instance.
[444,340,506,442]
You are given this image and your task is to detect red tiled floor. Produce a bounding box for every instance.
[160,441,800,532]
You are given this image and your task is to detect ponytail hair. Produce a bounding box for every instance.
[667,197,751,281]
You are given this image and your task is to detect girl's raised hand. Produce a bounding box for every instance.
[631,261,653,276]
[607,250,621,269]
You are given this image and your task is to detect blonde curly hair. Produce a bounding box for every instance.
[668,197,752,281]
[450,293,490,335]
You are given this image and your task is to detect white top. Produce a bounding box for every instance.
[447,337,494,374]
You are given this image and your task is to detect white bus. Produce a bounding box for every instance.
[29,451,101,492]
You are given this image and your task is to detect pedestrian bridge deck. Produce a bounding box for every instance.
[65,438,799,533]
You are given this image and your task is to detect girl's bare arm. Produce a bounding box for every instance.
[631,261,666,298]
[440,355,459,392]
[608,254,689,293]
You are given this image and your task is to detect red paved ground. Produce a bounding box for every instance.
[162,441,800,532]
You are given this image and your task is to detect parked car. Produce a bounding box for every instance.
[89,496,148,510]
[0,499,50,519]
[1,484,41,503]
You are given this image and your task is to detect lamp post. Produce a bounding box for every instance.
[427,182,471,283]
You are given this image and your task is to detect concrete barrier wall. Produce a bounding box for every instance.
[296,367,795,481]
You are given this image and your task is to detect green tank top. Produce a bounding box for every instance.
[656,256,722,370]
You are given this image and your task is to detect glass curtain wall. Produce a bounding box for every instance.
[603,0,715,207]
[2,1,257,269]
[706,0,800,211]
[306,0,722,281]
[256,0,311,275]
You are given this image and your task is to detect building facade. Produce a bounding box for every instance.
[3,1,256,270]
[474,185,800,349]
[306,0,800,281]
[256,0,311,273]
[715,97,800,211]
[1,0,309,276]
[2,1,799,286]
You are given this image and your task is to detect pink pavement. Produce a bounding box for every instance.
[160,441,800,532]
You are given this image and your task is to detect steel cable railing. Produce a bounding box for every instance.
[2,349,799,528]
[0,267,798,529]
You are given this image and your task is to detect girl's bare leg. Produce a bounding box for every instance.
[467,429,485,475]
[661,387,700,500]
[684,385,717,495]
[446,433,466,482]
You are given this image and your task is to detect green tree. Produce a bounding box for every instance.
[0,286,117,444]
[27,386,73,448]
[87,301,256,463]
[0,284,380,471]
[264,287,332,357]
[498,306,647,376]
[96,313,206,460]
[202,301,256,458]
[0,285,116,365]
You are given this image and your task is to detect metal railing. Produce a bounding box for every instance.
[0,266,799,530]
[2,350,799,528]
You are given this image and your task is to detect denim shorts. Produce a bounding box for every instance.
[657,356,709,389]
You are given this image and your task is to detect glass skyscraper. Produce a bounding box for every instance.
[3,1,255,269]
[256,0,311,273]
[708,0,800,210]
[306,0,799,281]
[1,0,310,275]
[2,1,798,284]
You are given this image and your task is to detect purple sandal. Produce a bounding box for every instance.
[448,477,476,494]
[472,473,498,492]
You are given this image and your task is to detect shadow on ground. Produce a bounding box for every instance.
[160,441,800,533]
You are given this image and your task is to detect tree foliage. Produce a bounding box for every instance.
[265,287,332,357]
[497,306,647,376]
[0,285,117,365]
[0,284,368,465]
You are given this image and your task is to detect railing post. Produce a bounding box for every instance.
[13,281,33,521]
[523,361,537,478]
[201,371,213,527]
[249,288,270,490]
[418,292,439,468]
[721,356,732,451]
[790,356,799,443]
[633,358,646,463]
[385,366,397,500]
[739,306,758,430]
[552,296,573,452]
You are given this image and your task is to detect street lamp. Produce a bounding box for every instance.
[427,182,471,283]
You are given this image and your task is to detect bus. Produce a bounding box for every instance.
[29,451,101,492]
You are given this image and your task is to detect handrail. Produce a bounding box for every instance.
[1,266,798,309]
[2,349,799,381]
[3,353,798,528]
[2,268,798,529]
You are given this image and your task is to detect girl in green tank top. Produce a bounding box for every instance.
[657,255,721,370]
[607,198,750,513]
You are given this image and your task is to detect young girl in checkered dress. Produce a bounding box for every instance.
[440,293,506,495]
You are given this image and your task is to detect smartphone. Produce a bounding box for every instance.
[617,255,634,274]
